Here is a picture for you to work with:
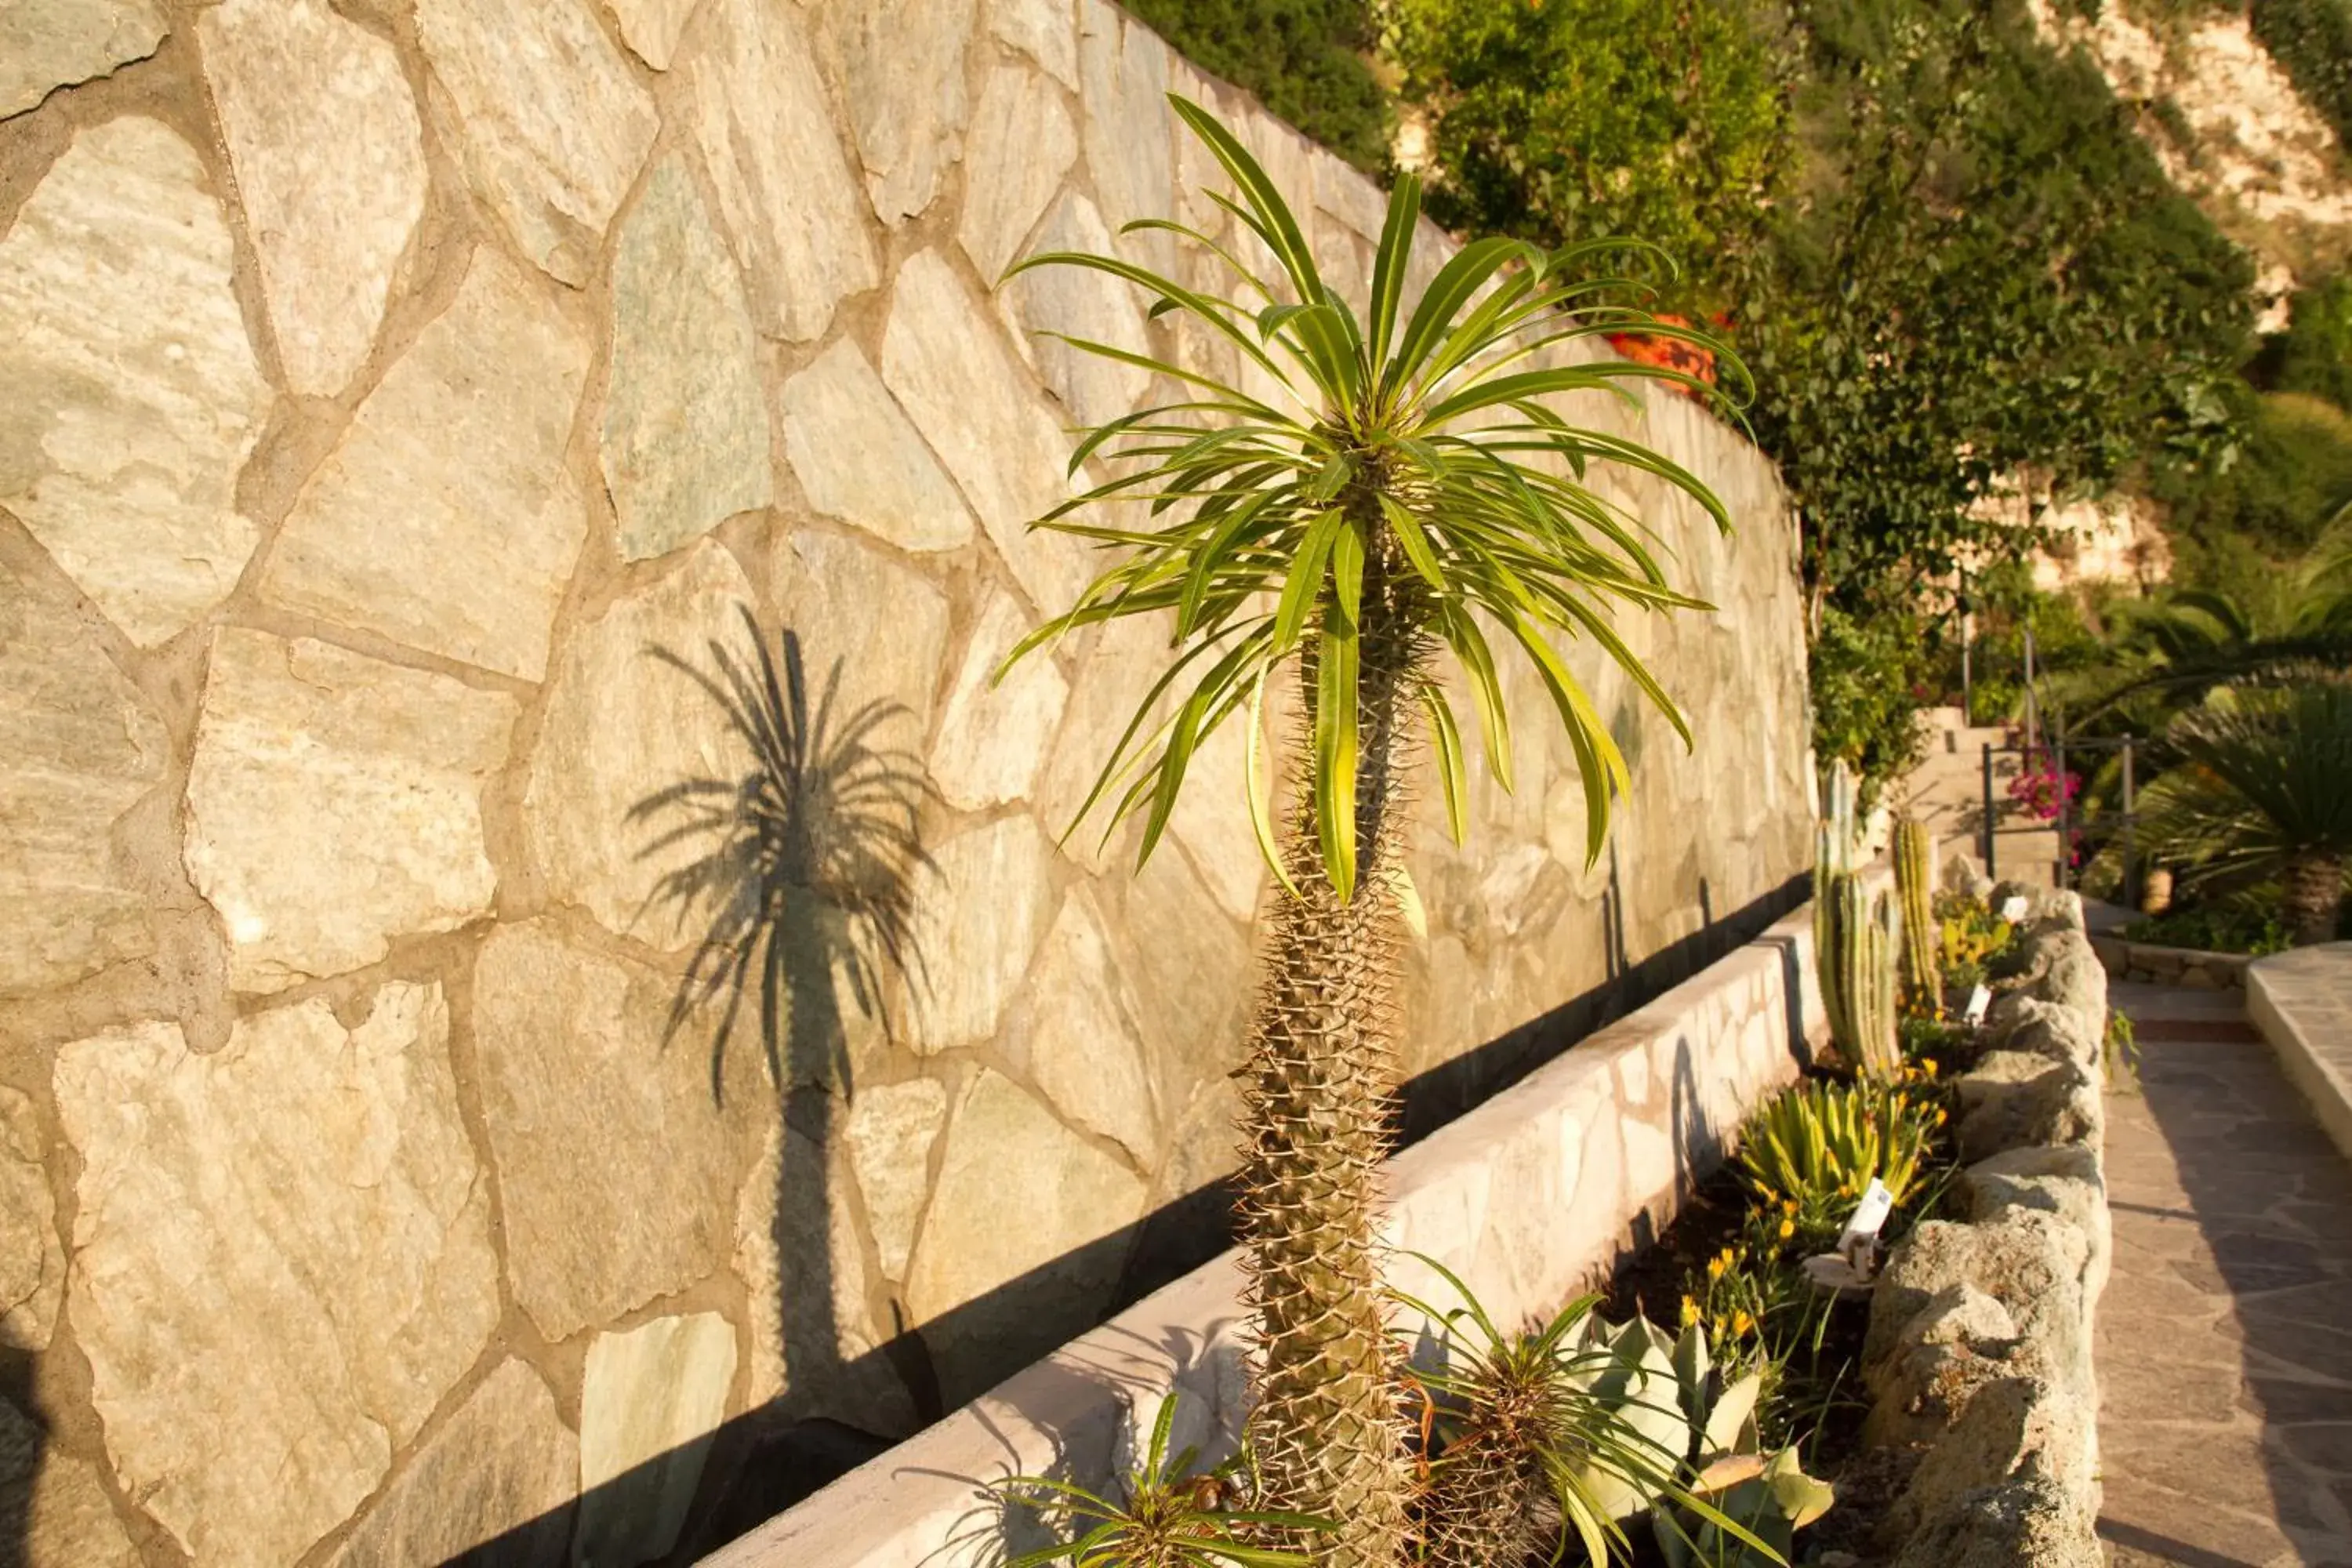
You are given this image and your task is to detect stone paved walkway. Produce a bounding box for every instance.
[2097,980,2352,1567]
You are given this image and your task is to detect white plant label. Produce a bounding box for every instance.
[1839,1178,1894,1249]
[1999,895,2030,924]
[1964,984,1992,1026]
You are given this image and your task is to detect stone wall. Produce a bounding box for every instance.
[1860,891,2114,1568]
[0,2,1813,1565]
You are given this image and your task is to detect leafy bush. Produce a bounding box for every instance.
[1123,0,1389,170]
[1386,0,1791,285]
[1809,601,1935,801]
[2249,0,2352,151]
[2154,390,2352,561]
[2268,272,2352,411]
[2122,900,2296,955]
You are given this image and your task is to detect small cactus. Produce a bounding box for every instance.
[1816,764,1900,1079]
[1893,816,1940,1013]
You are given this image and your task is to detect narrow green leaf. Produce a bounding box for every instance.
[1376,493,1446,590]
[1421,684,1470,845]
[1313,606,1359,902]
[1367,172,1422,374]
[1271,509,1347,655]
[1168,95,1325,310]
[1330,514,1364,628]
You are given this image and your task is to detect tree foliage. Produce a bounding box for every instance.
[2249,0,2352,150]
[1123,0,1391,170]
[1385,0,1792,288]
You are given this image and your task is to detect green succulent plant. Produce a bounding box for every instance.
[1893,815,1940,1012]
[1003,96,1737,1563]
[1735,1078,1940,1238]
[1646,1326,1835,1568]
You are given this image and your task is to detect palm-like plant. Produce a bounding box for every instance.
[2136,683,2352,946]
[1004,98,1737,1563]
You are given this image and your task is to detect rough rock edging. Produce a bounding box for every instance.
[1861,888,2113,1568]
[2089,932,2250,990]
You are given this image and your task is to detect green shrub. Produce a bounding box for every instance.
[2249,0,2352,151]
[1122,0,1390,170]
[2155,390,2352,561]
[2270,273,2352,410]
[2122,902,2296,955]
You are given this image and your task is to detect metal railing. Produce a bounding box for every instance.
[1977,730,2142,902]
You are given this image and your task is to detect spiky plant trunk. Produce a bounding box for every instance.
[1240,506,1420,1568]
[2282,851,2344,947]
[1893,816,1940,1011]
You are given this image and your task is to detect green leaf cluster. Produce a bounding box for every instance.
[1122,0,1391,172]
[1735,1077,1943,1236]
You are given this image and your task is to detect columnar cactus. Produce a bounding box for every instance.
[1815,762,1900,1078]
[1893,815,1940,1011]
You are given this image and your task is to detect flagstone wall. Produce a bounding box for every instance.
[0,2,1813,1563]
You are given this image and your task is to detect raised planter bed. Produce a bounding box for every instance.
[705,902,1837,1566]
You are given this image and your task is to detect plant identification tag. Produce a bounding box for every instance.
[1839,1178,1894,1250]
[1964,984,1992,1026]
[1999,895,2030,924]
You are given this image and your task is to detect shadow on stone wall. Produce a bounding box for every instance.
[445,835,1805,1566]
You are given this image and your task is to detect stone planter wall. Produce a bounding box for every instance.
[2091,935,2251,989]
[708,898,1828,1568]
[0,3,1812,1565]
[2247,943,2352,1164]
[1859,892,2114,1567]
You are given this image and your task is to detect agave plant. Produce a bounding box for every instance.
[2136,683,2352,946]
[1002,97,1736,1563]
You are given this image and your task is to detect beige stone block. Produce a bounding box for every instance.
[1000,886,1160,1162]
[609,0,698,69]
[414,0,655,285]
[958,63,1078,283]
[184,630,517,991]
[472,920,766,1340]
[575,1312,739,1568]
[53,988,499,1568]
[989,0,1075,88]
[1004,192,1152,428]
[0,116,270,644]
[1163,708,1264,924]
[602,155,772,562]
[523,540,757,946]
[0,1396,138,1568]
[844,1078,949,1281]
[897,816,1059,1054]
[930,590,1069,811]
[880,249,1094,612]
[0,1089,61,1350]
[328,1359,578,1568]
[818,0,976,223]
[779,341,975,554]
[263,248,589,679]
[0,564,168,993]
[686,0,879,340]
[198,0,424,396]
[1076,0,1174,271]
[771,526,953,746]
[0,0,165,117]
[904,1069,1148,1403]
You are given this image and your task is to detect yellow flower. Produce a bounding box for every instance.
[1922,1058,1938,1076]
[1731,1310,1755,1337]
[1778,1218,1795,1240]
[1933,1108,1949,1125]
[1708,1255,1727,1280]
[1680,1295,1700,1327]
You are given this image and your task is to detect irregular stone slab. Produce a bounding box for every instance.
[575,1312,739,1567]
[0,1089,60,1350]
[523,540,757,946]
[844,1078,948,1281]
[0,1398,138,1568]
[1006,192,1151,428]
[1888,1475,2103,1568]
[198,0,425,396]
[929,590,1068,810]
[601,155,771,562]
[904,1068,1147,1404]
[880,249,1095,612]
[184,630,517,992]
[263,248,589,680]
[609,0,698,69]
[413,0,655,285]
[0,564,168,994]
[328,1359,577,1568]
[772,528,952,742]
[896,817,1058,1054]
[1077,0,1175,270]
[1164,705,1265,923]
[780,341,974,554]
[989,0,1075,88]
[472,921,764,1340]
[958,64,1077,283]
[53,988,499,1568]
[0,0,165,118]
[821,0,975,223]
[999,887,1159,1161]
[0,116,270,645]
[686,0,878,340]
